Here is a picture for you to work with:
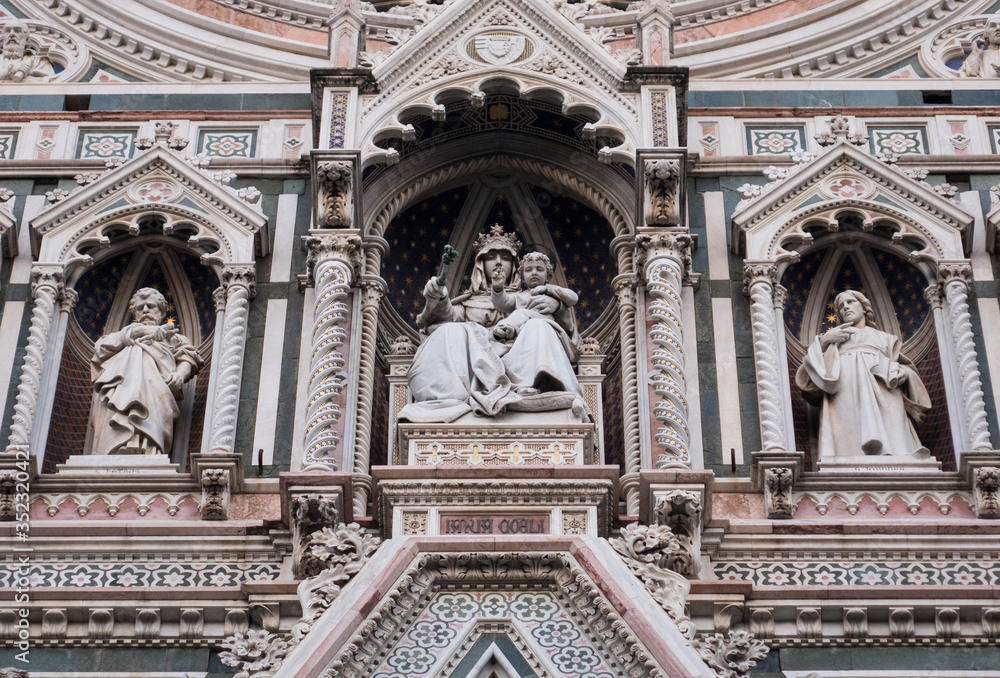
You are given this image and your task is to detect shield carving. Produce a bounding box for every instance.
[473,34,527,65]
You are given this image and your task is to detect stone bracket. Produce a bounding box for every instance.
[189,452,243,521]
[640,469,714,577]
[751,450,804,520]
[280,472,353,577]
[960,450,1000,519]
[309,150,361,230]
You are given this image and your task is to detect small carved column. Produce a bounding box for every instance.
[742,262,790,454]
[636,0,675,66]
[207,265,256,455]
[301,233,361,473]
[33,287,78,458]
[637,231,694,469]
[5,265,64,455]
[351,276,386,515]
[938,261,994,453]
[327,0,364,69]
[612,267,642,516]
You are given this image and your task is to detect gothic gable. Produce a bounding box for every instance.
[29,137,268,272]
[731,140,974,263]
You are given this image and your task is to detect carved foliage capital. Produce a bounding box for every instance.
[304,233,362,287]
[742,261,776,296]
[30,266,64,296]
[612,274,638,307]
[923,284,944,309]
[221,265,256,298]
[59,287,79,314]
[636,231,692,271]
[938,260,973,288]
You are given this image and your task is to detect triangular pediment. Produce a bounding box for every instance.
[732,141,973,262]
[30,144,268,266]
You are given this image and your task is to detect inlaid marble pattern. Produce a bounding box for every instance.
[715,560,1000,586]
[0,560,281,587]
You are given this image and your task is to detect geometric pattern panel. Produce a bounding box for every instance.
[197,129,258,158]
[0,130,18,159]
[372,588,620,678]
[0,561,282,588]
[745,125,806,155]
[77,129,137,159]
[867,126,929,155]
[715,560,1000,586]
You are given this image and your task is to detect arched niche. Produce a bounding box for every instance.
[13,142,267,472]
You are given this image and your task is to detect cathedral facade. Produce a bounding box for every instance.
[1,0,1000,676]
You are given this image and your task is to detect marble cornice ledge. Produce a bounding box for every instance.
[0,158,310,179]
[689,155,1000,176]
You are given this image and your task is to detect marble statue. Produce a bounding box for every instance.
[397,225,585,423]
[0,19,55,83]
[90,288,202,455]
[959,14,1000,78]
[795,290,931,460]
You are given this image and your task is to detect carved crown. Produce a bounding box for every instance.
[472,223,522,256]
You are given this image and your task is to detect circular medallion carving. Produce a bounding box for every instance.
[129,180,181,204]
[465,31,534,65]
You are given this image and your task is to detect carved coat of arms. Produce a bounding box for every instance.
[473,34,527,65]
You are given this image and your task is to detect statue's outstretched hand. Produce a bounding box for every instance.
[491,266,506,292]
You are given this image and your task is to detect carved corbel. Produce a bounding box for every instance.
[290,493,341,577]
[41,609,67,638]
[696,630,769,678]
[983,607,1000,638]
[888,607,914,639]
[843,607,868,638]
[200,468,231,520]
[644,159,681,225]
[973,467,1000,519]
[179,608,204,639]
[316,160,354,227]
[752,451,803,520]
[88,608,114,639]
[796,607,822,638]
[0,472,14,520]
[135,608,161,639]
[653,490,702,576]
[935,607,960,639]
[748,608,774,639]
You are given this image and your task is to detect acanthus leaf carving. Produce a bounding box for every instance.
[644,159,681,226]
[653,490,702,576]
[316,161,353,228]
[696,630,769,678]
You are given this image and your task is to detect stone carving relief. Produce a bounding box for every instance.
[316,161,353,228]
[654,490,702,577]
[933,13,1000,78]
[90,288,202,455]
[200,469,231,520]
[696,630,769,678]
[398,225,586,423]
[0,19,57,83]
[794,290,930,462]
[974,466,1000,519]
[608,522,695,638]
[763,467,793,519]
[644,159,681,226]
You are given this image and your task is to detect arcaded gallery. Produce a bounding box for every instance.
[1,0,1000,676]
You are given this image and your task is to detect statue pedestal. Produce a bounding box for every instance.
[57,454,181,475]
[398,412,596,466]
[816,456,942,473]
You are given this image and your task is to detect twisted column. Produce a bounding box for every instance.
[302,234,361,473]
[743,262,788,452]
[939,262,993,452]
[207,265,256,455]
[6,266,63,453]
[638,232,693,468]
[352,277,385,515]
[614,272,642,516]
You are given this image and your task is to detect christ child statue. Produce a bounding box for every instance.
[490,252,578,342]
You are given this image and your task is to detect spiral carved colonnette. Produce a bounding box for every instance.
[6,269,61,451]
[747,277,788,452]
[615,276,642,516]
[944,279,993,451]
[351,283,383,514]
[209,281,251,454]
[302,261,352,471]
[647,259,690,467]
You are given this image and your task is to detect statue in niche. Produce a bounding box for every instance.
[398,225,585,423]
[90,288,202,455]
[959,14,1000,78]
[795,290,931,461]
[0,19,55,83]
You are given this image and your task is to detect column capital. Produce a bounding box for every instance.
[742,260,777,296]
[923,284,944,310]
[303,232,363,288]
[59,287,79,314]
[30,265,64,295]
[221,264,256,298]
[938,260,973,288]
[360,276,387,308]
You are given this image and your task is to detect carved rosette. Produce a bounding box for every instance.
[638,233,692,468]
[742,262,788,453]
[5,265,64,453]
[613,273,642,515]
[208,266,256,455]
[763,467,794,519]
[200,469,231,520]
[302,234,361,472]
[938,262,993,452]
[644,159,681,226]
[316,161,353,228]
[974,466,1000,519]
